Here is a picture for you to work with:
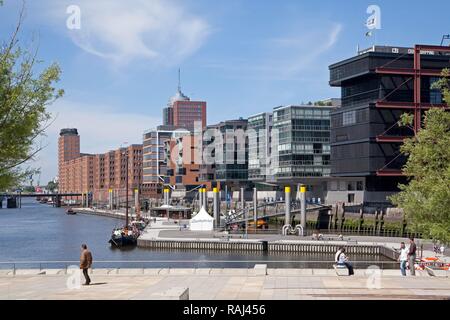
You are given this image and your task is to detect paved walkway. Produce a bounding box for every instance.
[1,268,449,300]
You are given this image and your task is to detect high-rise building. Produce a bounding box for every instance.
[162,71,207,132]
[329,45,450,204]
[58,128,80,193]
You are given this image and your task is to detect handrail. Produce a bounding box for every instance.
[0,260,398,265]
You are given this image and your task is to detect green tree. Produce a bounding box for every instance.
[0,3,64,190]
[46,180,58,193]
[390,73,450,242]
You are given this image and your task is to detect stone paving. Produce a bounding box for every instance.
[1,268,449,300]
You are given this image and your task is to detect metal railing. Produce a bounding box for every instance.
[0,259,400,272]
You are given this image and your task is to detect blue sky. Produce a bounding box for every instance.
[1,0,449,184]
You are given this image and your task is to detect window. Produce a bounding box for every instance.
[343,111,356,126]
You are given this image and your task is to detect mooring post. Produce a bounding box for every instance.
[253,187,257,227]
[240,187,245,212]
[203,188,207,210]
[300,184,306,230]
[285,186,291,226]
[108,189,113,210]
[134,188,140,219]
[213,187,220,228]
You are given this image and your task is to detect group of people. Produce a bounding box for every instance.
[334,238,420,277]
[397,238,417,276]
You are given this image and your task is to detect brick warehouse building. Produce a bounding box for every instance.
[328,44,450,205]
[58,128,143,204]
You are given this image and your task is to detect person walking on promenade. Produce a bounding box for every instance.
[80,244,93,285]
[398,242,408,276]
[407,238,417,276]
[336,247,354,276]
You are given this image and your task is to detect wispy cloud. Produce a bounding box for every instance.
[43,0,211,67]
[34,100,159,183]
[202,23,342,80]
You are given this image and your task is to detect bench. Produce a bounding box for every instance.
[333,264,350,276]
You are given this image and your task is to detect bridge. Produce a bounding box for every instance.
[225,201,331,225]
[1,193,82,198]
[0,193,83,208]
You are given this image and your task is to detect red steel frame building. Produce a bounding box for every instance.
[375,44,450,177]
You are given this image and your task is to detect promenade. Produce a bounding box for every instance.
[1,268,449,300]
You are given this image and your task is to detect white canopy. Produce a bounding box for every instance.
[189,206,214,231]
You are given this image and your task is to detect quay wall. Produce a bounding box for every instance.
[137,239,397,260]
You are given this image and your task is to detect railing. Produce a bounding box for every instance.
[0,260,400,271]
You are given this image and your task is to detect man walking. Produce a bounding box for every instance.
[398,242,408,276]
[407,238,417,276]
[80,244,93,285]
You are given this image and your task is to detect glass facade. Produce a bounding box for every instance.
[272,106,332,179]
[248,113,272,181]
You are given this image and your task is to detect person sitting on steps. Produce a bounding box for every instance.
[335,247,354,276]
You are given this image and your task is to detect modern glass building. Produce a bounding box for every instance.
[200,119,249,190]
[272,105,333,181]
[247,112,273,182]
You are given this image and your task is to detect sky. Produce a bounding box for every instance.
[1,0,449,184]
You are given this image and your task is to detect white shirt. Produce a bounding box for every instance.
[399,248,408,261]
[335,250,341,263]
[338,252,348,264]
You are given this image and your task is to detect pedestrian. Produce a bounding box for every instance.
[440,245,445,256]
[335,247,354,276]
[398,242,408,276]
[407,238,417,276]
[80,244,93,285]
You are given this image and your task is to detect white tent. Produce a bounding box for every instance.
[189,206,214,231]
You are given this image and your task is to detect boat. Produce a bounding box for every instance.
[108,148,139,248]
[66,208,76,215]
[109,227,139,247]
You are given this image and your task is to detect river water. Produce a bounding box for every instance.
[0,199,396,269]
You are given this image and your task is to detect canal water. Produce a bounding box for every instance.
[0,199,396,269]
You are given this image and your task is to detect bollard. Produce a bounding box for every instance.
[253,187,257,225]
[213,188,220,228]
[240,187,245,211]
[134,188,140,219]
[300,184,306,230]
[164,188,170,206]
[108,189,113,210]
[198,188,203,209]
[285,186,291,226]
[203,188,207,210]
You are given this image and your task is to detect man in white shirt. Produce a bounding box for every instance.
[398,242,408,276]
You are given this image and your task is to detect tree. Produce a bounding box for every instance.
[390,71,450,243]
[0,3,64,191]
[46,180,58,193]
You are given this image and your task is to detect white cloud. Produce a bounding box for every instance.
[202,23,342,80]
[43,0,211,66]
[32,100,159,183]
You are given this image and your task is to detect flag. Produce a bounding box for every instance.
[366,17,376,29]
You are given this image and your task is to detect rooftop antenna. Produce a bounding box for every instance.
[178,68,181,92]
[440,34,450,46]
